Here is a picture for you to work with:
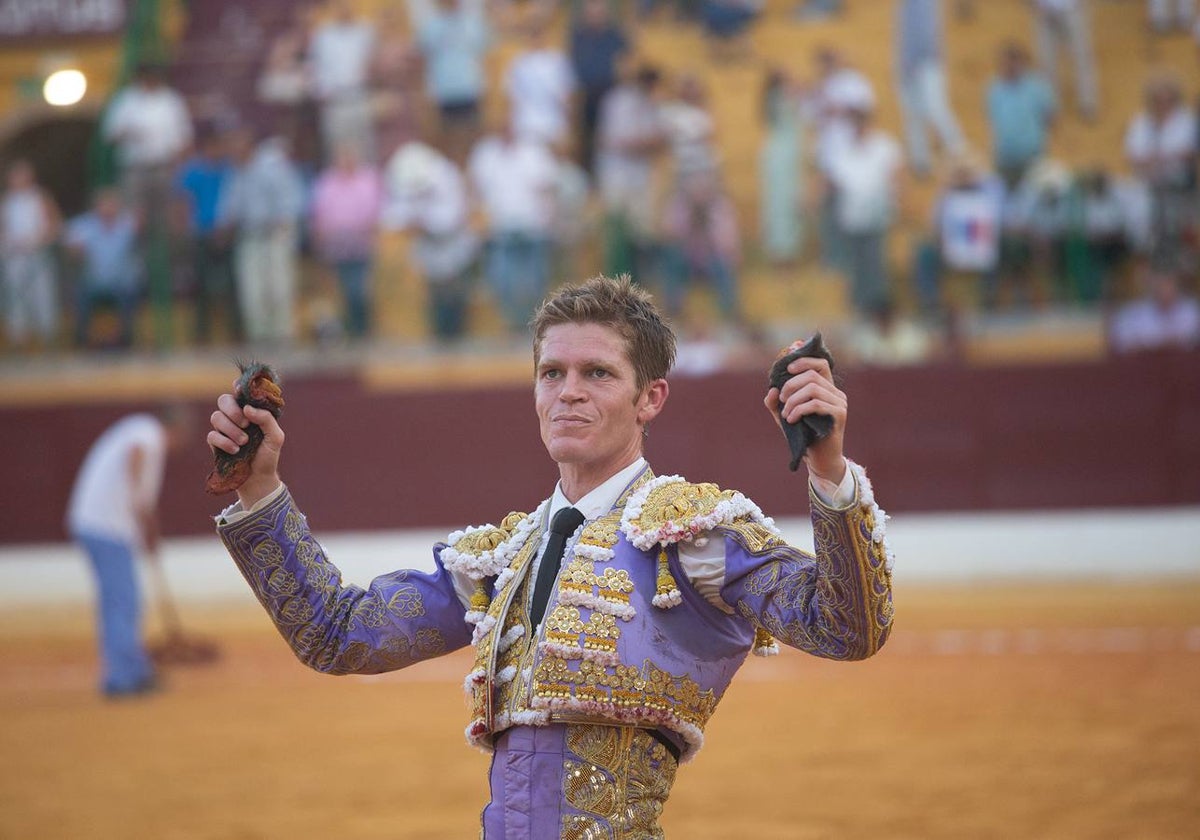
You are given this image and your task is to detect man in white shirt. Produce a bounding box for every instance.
[309,0,378,161]
[504,16,576,149]
[821,82,903,317]
[810,47,874,271]
[411,0,491,162]
[67,408,190,698]
[103,62,193,348]
[103,63,193,223]
[595,65,667,278]
[1126,74,1198,261]
[467,125,560,332]
[383,141,480,341]
[0,159,61,351]
[207,275,892,834]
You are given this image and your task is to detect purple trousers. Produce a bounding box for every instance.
[482,723,677,839]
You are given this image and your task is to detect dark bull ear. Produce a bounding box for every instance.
[767,334,836,472]
[205,361,284,495]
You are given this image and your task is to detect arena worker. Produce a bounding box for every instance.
[208,275,894,837]
[68,407,190,697]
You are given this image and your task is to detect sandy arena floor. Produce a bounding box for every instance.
[2,581,1198,839]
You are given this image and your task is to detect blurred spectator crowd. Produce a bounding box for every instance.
[1,0,1198,361]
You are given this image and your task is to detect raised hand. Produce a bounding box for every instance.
[206,375,286,508]
[764,354,848,485]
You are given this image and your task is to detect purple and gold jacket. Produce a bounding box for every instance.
[219,462,893,836]
[217,461,894,767]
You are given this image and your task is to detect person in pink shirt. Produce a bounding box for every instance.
[310,144,383,338]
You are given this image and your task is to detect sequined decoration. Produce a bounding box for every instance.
[533,658,717,735]
[561,724,677,839]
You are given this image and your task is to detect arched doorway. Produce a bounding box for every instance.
[0,111,99,218]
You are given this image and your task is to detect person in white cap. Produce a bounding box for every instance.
[819,80,903,318]
[811,48,874,271]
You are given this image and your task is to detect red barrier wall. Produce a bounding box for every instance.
[2,353,1197,545]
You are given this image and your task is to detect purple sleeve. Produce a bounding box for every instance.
[717,487,894,661]
[218,488,473,675]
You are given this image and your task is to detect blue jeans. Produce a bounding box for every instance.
[844,230,890,316]
[76,532,153,694]
[334,258,372,338]
[819,191,848,272]
[485,233,551,332]
[429,274,470,342]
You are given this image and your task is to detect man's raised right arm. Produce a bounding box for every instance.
[208,393,473,675]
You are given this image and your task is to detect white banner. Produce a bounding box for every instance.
[0,0,126,39]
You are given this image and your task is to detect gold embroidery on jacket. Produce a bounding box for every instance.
[561,724,676,839]
[472,467,724,742]
[533,659,717,732]
[497,570,536,718]
[221,493,443,673]
[731,490,893,660]
[721,519,784,554]
[473,527,541,725]
[628,481,729,536]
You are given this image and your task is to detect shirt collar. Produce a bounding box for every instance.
[548,457,647,523]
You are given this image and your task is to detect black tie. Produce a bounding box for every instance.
[530,506,585,628]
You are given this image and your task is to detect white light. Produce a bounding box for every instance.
[43,69,87,107]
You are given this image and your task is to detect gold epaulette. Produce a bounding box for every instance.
[443,508,539,588]
[623,479,736,547]
[621,476,780,613]
[448,510,529,556]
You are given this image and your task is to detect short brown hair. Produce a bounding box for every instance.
[531,275,676,391]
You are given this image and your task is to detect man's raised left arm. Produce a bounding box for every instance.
[717,351,894,660]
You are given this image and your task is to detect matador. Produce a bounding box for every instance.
[209,275,894,838]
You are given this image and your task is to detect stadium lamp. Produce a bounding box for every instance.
[43,69,87,107]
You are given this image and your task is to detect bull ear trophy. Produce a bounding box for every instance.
[767,334,836,472]
[205,361,285,495]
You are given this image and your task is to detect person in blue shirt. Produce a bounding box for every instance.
[175,127,240,344]
[986,42,1057,190]
[66,189,141,349]
[413,0,491,162]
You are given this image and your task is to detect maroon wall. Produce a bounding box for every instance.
[2,352,1197,545]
